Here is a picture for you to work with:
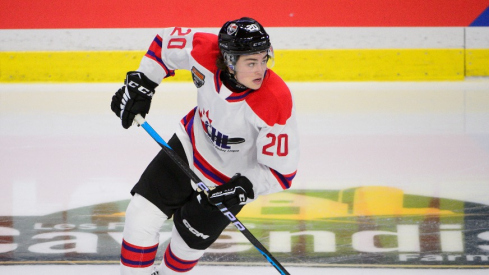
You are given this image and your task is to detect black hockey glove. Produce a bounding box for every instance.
[207,174,255,208]
[111,71,158,129]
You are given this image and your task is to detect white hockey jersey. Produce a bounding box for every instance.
[137,27,299,198]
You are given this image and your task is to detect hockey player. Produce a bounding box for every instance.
[110,17,299,275]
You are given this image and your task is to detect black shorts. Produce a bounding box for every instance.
[131,134,243,250]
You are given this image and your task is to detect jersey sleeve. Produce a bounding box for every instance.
[254,109,299,196]
[242,75,300,197]
[136,27,210,84]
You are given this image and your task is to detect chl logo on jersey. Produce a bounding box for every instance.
[191,66,205,88]
[199,109,245,150]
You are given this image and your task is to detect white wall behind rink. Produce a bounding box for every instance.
[1,27,488,51]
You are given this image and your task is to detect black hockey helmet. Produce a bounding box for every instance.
[218,17,273,70]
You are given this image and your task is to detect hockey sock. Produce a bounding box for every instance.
[163,245,199,273]
[121,239,159,268]
[157,226,205,274]
[120,193,168,274]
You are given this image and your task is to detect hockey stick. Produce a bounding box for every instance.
[134,114,290,275]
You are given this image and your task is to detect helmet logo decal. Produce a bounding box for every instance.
[252,41,267,47]
[227,23,238,35]
[244,24,260,32]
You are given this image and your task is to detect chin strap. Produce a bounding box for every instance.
[220,70,251,93]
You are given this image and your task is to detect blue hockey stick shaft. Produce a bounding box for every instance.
[133,114,290,275]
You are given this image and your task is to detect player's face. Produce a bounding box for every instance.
[232,51,268,90]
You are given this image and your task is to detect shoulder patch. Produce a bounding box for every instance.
[191,66,205,88]
[245,70,292,126]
